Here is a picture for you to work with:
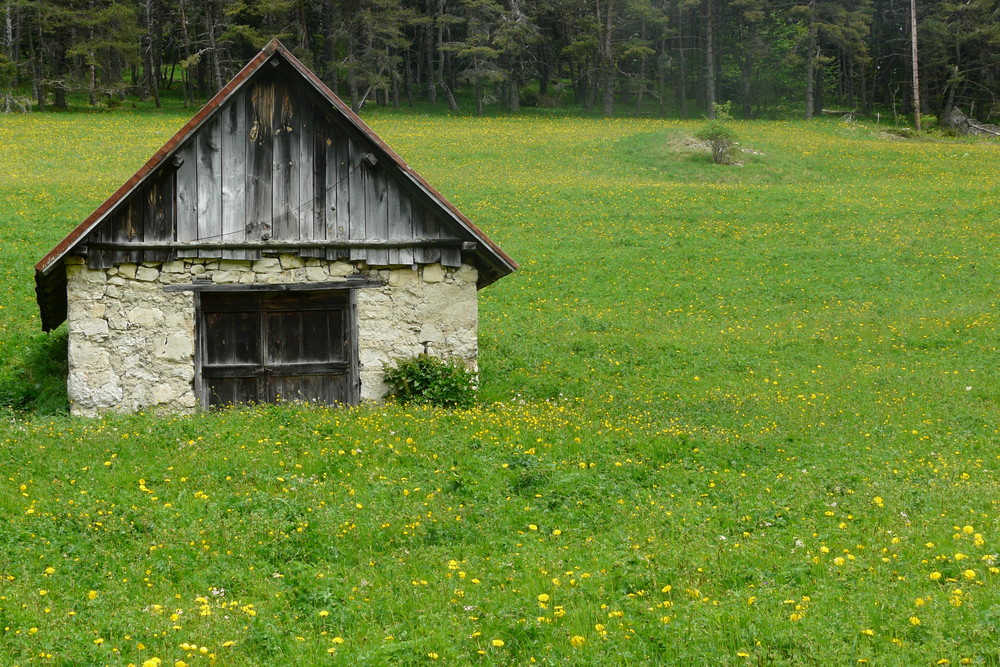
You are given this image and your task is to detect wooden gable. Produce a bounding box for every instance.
[35,40,516,332]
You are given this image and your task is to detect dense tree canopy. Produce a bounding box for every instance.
[1,0,997,119]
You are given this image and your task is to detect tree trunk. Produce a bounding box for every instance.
[740,21,753,118]
[910,0,921,131]
[676,3,687,117]
[29,27,43,109]
[11,2,21,86]
[804,0,816,119]
[705,0,715,118]
[441,79,458,111]
[634,19,646,117]
[178,0,193,106]
[148,0,162,108]
[53,37,68,109]
[599,0,615,117]
[425,0,436,103]
[538,43,549,97]
[206,10,223,93]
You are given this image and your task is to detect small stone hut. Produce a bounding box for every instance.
[34,40,516,417]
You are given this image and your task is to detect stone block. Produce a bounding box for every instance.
[130,307,165,328]
[75,318,109,338]
[117,263,138,279]
[422,263,445,283]
[153,333,193,362]
[280,254,305,269]
[328,261,355,277]
[253,258,281,273]
[305,266,328,282]
[213,271,238,284]
[161,260,186,273]
[389,267,420,287]
[136,266,159,281]
[220,260,251,272]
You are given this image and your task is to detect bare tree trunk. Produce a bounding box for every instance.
[436,0,449,105]
[3,4,11,63]
[599,0,615,117]
[179,0,193,106]
[206,10,222,93]
[704,0,715,118]
[425,0,436,104]
[910,0,921,130]
[634,19,646,117]
[740,20,754,118]
[11,2,21,86]
[676,3,687,117]
[804,0,816,119]
[30,26,43,109]
[147,0,162,108]
[441,78,458,111]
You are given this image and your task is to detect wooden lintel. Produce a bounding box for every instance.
[88,238,467,250]
[163,278,385,293]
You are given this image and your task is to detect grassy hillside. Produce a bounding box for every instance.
[0,109,997,666]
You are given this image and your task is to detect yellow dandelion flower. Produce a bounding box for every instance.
[491,639,505,647]
[909,616,921,626]
[88,590,98,600]
[428,652,439,659]
[963,569,976,580]
[929,572,942,581]
[833,557,846,566]
[570,635,586,648]
[142,659,162,667]
[319,610,330,617]
[737,652,750,658]
[537,593,550,603]
[861,629,874,636]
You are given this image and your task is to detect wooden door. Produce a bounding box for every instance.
[198,289,356,408]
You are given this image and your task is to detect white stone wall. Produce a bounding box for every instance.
[64,254,478,416]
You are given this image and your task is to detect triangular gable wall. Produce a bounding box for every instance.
[35,40,516,332]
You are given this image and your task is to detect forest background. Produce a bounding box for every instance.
[0,0,997,121]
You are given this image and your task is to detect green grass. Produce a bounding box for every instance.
[0,109,997,665]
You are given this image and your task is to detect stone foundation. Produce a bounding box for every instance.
[65,255,478,416]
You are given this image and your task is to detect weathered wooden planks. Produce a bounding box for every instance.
[174,140,199,258]
[247,80,274,243]
[197,116,223,257]
[81,78,471,270]
[272,84,300,240]
[221,99,247,259]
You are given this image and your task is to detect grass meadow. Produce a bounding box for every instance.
[0,107,997,665]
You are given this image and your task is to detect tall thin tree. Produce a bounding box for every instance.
[909,0,920,130]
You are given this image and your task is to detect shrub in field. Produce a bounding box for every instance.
[696,120,739,164]
[383,354,476,408]
[696,101,739,164]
